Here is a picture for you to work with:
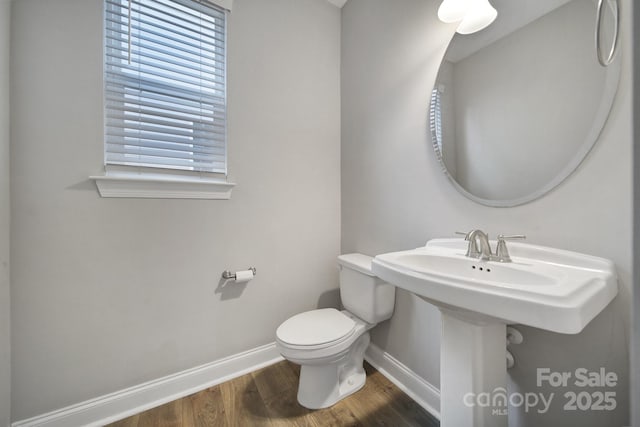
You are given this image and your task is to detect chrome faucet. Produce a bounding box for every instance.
[464,229,493,260]
[457,230,526,262]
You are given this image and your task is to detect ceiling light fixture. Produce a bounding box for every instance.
[437,0,470,23]
[437,0,497,35]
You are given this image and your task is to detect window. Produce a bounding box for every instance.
[105,0,227,172]
[93,0,234,199]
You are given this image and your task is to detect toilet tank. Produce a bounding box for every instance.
[338,253,396,324]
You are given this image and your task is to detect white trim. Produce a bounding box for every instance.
[12,343,283,427]
[90,170,236,199]
[365,343,441,420]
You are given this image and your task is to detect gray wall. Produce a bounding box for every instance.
[0,0,10,425]
[341,0,632,426]
[10,0,340,420]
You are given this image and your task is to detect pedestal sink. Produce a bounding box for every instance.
[372,238,618,427]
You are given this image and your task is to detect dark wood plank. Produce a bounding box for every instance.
[251,359,299,402]
[260,388,319,427]
[182,385,226,427]
[219,370,274,427]
[107,414,140,427]
[309,402,363,427]
[341,367,416,427]
[368,368,439,427]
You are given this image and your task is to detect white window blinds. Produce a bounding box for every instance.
[104,0,227,174]
[430,86,443,153]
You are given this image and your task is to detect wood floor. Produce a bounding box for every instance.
[106,360,439,427]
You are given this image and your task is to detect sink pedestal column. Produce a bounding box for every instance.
[440,310,507,427]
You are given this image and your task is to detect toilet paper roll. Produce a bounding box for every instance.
[234,270,254,284]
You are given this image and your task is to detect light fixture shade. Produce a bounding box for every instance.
[437,0,471,23]
[455,0,497,34]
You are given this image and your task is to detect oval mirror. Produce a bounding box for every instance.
[430,0,621,207]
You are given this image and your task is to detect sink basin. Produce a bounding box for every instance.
[372,238,617,334]
[372,238,618,427]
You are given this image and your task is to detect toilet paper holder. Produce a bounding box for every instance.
[222,267,256,280]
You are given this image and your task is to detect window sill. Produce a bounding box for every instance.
[90,170,236,200]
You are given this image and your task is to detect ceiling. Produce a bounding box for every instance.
[446,0,574,62]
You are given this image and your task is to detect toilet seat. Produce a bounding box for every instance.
[276,309,371,365]
[276,308,356,347]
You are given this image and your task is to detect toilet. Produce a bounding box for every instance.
[275,253,396,409]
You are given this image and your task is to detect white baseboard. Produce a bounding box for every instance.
[12,343,283,427]
[365,343,441,420]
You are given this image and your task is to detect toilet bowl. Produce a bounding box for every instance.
[275,254,396,409]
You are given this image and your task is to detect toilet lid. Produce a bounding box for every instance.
[276,308,356,346]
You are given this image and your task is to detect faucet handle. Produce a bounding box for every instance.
[494,235,526,262]
[498,234,526,240]
[455,231,471,239]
